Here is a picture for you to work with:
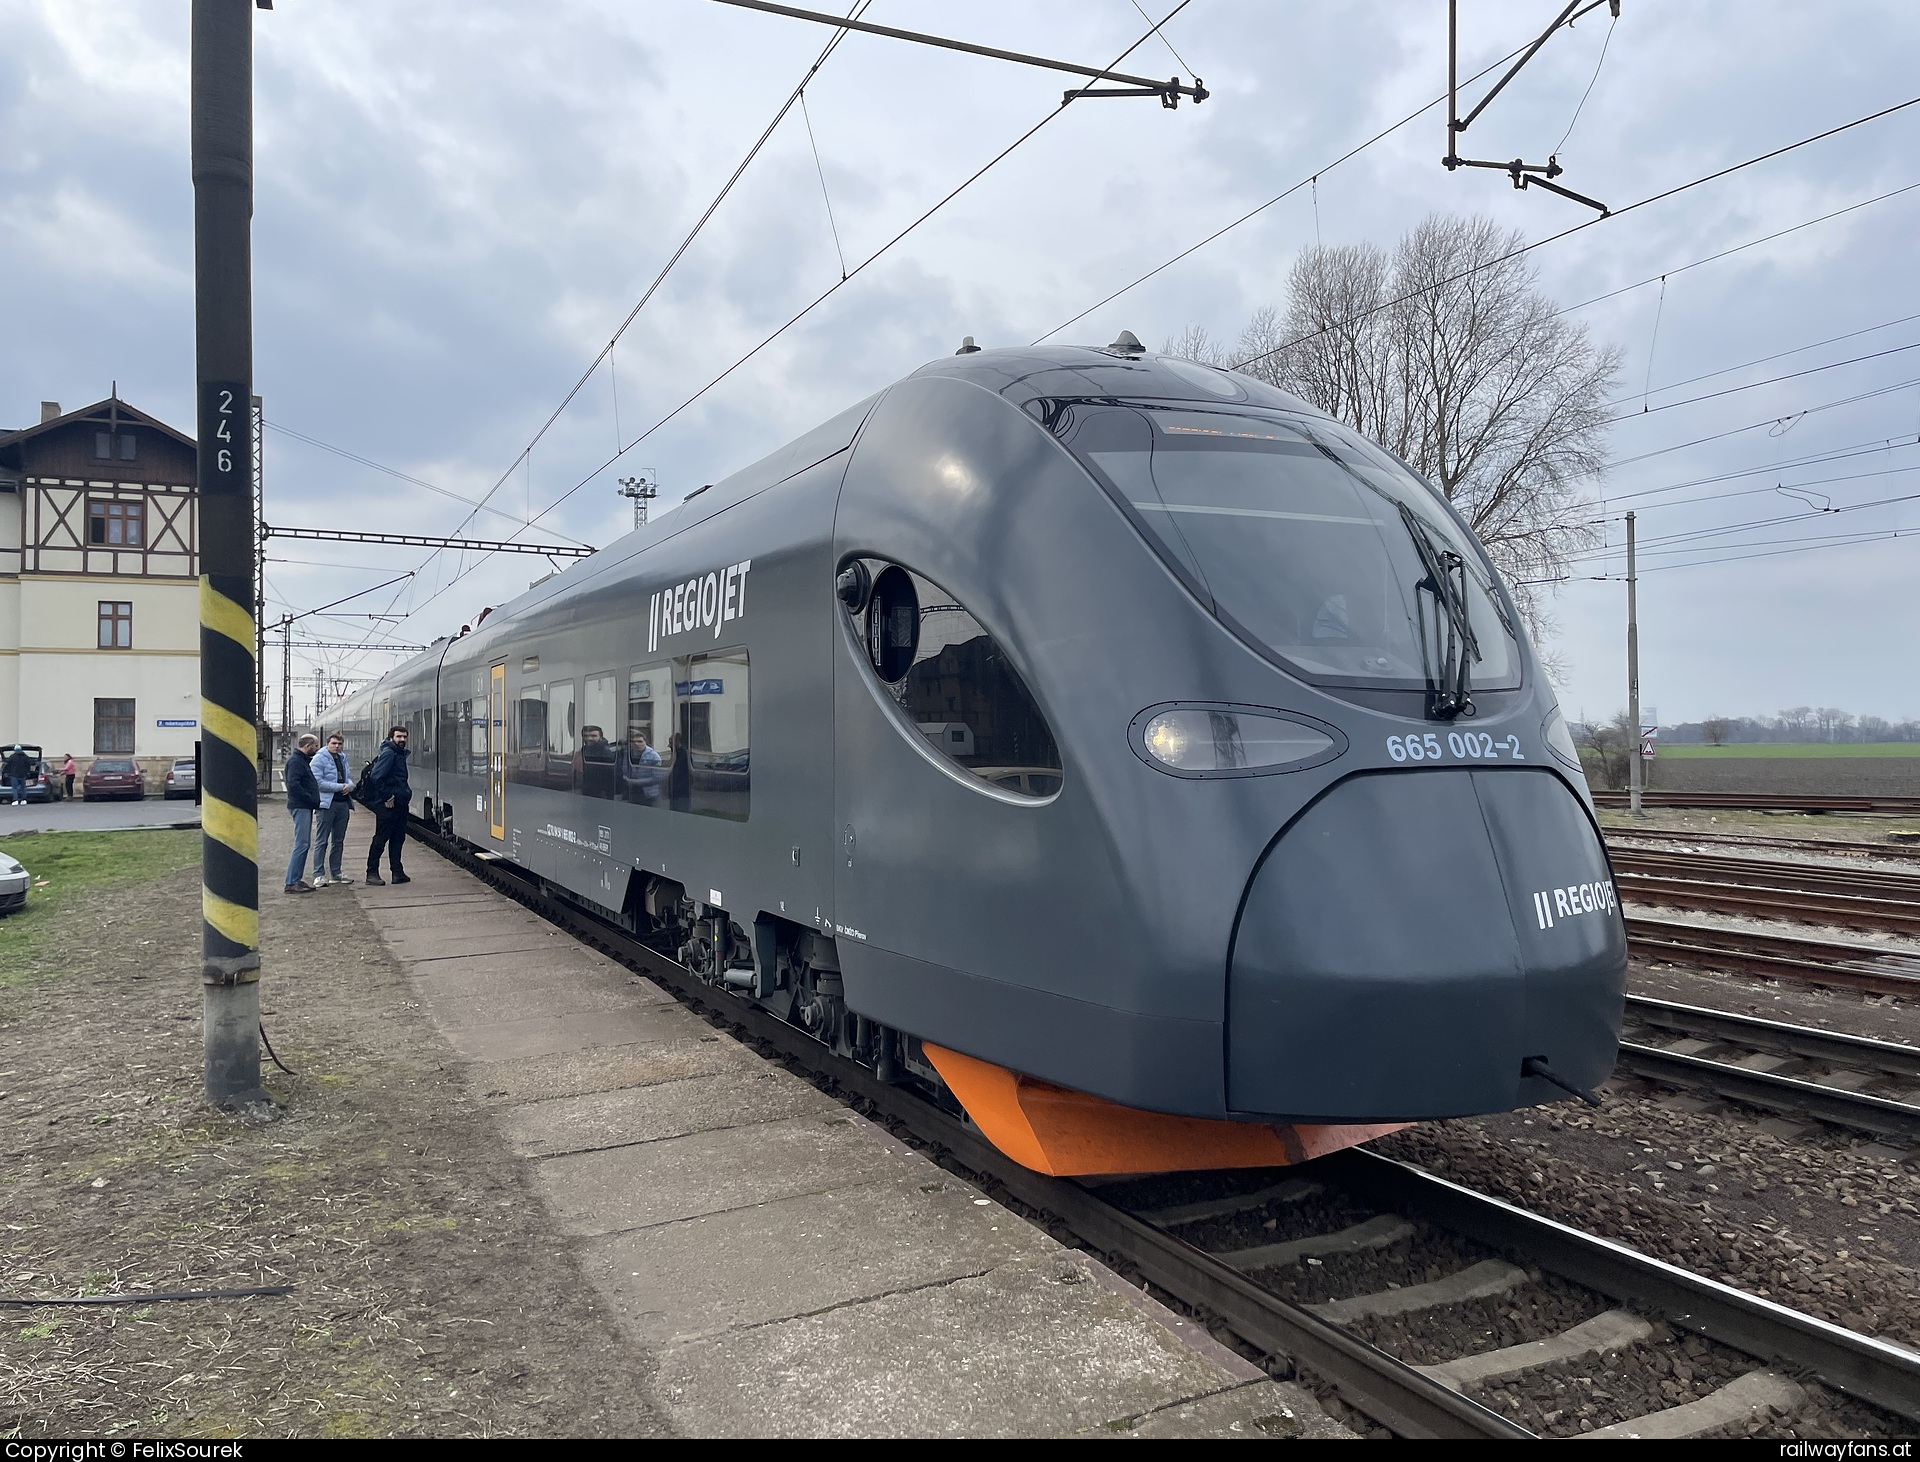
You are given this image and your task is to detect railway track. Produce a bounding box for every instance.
[1612,848,1920,938]
[1618,995,1920,1145]
[1608,827,1920,864]
[409,818,1920,1439]
[1627,916,1920,998]
[1593,791,1920,815]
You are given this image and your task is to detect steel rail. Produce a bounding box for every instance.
[1607,828,1920,863]
[1627,915,1920,998]
[409,819,1920,1430]
[1324,1148,1920,1422]
[1613,848,1920,901]
[1626,994,1920,1080]
[1594,791,1920,814]
[1616,1041,1920,1144]
[1618,872,1920,937]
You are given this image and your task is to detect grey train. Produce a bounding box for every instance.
[325,340,1627,1176]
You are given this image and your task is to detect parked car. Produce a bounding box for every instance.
[0,852,28,914]
[82,758,144,801]
[3,744,63,803]
[163,758,197,800]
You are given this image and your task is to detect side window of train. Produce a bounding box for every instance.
[513,684,546,787]
[581,673,619,799]
[619,666,665,808]
[839,558,1062,799]
[669,649,749,821]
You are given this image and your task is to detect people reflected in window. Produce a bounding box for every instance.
[618,726,663,805]
[578,724,618,798]
[667,731,691,812]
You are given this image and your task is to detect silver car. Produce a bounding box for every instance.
[0,852,28,915]
[163,758,198,800]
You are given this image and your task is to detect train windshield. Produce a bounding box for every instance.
[1063,405,1519,691]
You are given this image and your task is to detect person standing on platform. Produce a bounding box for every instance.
[311,732,355,887]
[61,753,75,799]
[283,734,321,894]
[363,725,412,887]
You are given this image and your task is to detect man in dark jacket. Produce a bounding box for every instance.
[3,745,32,806]
[283,734,321,894]
[363,725,412,886]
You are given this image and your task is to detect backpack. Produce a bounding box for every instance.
[354,746,387,807]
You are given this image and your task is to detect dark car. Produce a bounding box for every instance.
[83,758,144,801]
[3,744,61,803]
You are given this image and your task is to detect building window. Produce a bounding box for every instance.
[120,432,136,461]
[88,499,144,547]
[94,699,135,754]
[97,601,133,649]
[93,432,137,461]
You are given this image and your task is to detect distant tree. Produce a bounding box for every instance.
[1160,323,1230,366]
[1778,707,1814,739]
[1859,714,1892,742]
[1700,716,1731,747]
[1576,710,1635,790]
[1170,214,1622,640]
[1814,708,1855,742]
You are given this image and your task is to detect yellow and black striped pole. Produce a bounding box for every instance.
[193,0,268,1105]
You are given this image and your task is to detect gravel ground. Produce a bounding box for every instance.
[0,817,666,1438]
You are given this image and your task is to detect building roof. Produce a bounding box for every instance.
[0,396,195,455]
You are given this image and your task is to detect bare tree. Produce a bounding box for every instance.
[1171,215,1622,638]
[1574,710,1635,790]
[1700,716,1731,747]
[1160,323,1230,366]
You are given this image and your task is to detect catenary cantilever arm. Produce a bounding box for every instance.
[706,0,1207,103]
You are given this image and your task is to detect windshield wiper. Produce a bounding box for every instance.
[1396,502,1480,721]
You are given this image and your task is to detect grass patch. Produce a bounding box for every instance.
[0,828,198,984]
[1658,743,1920,759]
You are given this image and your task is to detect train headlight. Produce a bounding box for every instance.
[1542,706,1583,773]
[1135,705,1342,777]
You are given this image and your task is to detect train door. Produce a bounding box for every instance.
[488,661,506,840]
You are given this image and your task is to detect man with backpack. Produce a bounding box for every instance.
[361,725,412,886]
[3,745,32,806]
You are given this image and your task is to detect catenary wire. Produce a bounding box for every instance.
[1551,6,1617,157]
[1227,91,1920,374]
[1604,309,1920,408]
[383,2,1202,629]
[1603,338,1920,424]
[1557,180,1920,315]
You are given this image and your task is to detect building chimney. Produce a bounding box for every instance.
[39,401,60,423]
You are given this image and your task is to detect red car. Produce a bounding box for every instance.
[82,758,145,801]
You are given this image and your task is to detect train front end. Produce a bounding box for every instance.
[833,348,1627,1175]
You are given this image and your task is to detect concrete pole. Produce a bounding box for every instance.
[252,393,269,794]
[1626,510,1642,818]
[193,0,267,1104]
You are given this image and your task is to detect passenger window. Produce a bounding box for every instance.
[668,650,749,821]
[844,559,1062,798]
[620,668,665,806]
[546,680,576,790]
[581,673,619,799]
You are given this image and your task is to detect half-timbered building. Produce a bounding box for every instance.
[0,396,200,781]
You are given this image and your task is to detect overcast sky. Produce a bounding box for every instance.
[6,1,1919,728]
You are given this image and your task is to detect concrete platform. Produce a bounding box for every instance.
[333,816,1351,1438]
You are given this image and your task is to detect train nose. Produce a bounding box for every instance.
[1227,767,1626,1121]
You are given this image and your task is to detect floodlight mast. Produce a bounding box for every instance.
[618,473,660,530]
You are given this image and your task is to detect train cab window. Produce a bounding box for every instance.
[513,685,546,786]
[843,559,1061,799]
[666,650,748,821]
[581,673,619,799]
[618,668,664,806]
[1060,403,1520,693]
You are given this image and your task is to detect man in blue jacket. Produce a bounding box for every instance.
[363,725,412,886]
[311,732,355,888]
[283,734,321,895]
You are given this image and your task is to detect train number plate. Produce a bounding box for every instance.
[1385,731,1526,764]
